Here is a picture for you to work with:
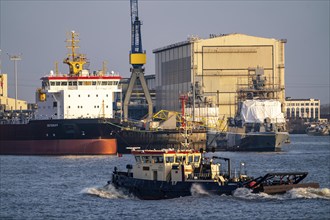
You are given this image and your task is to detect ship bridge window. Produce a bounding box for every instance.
[135,156,141,163]
[56,81,60,86]
[69,81,72,86]
[152,156,164,163]
[194,155,200,163]
[73,81,77,86]
[61,82,67,86]
[42,81,49,87]
[141,156,150,163]
[92,81,96,85]
[165,156,174,163]
[175,156,186,163]
[108,81,113,85]
[102,81,107,86]
[188,155,193,163]
[78,82,83,86]
[50,82,55,86]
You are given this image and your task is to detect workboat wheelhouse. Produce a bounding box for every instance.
[129,149,237,183]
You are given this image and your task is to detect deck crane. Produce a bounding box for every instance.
[123,0,153,121]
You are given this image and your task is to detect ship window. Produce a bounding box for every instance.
[135,156,141,163]
[53,102,57,107]
[141,156,150,163]
[56,81,60,86]
[50,82,55,86]
[78,82,83,86]
[106,106,108,108]
[88,95,90,97]
[176,156,186,163]
[61,82,67,86]
[78,95,80,97]
[92,81,96,85]
[68,95,70,97]
[188,155,193,163]
[96,94,98,97]
[165,156,174,163]
[106,94,108,97]
[108,81,113,85]
[102,81,107,85]
[73,81,77,86]
[152,156,163,163]
[194,156,200,163]
[69,81,72,86]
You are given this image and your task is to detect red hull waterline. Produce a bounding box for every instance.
[0,139,117,155]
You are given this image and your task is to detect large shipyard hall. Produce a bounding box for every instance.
[153,33,287,125]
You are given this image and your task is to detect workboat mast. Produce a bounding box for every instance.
[180,94,192,150]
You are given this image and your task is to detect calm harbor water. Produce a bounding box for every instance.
[1,134,330,220]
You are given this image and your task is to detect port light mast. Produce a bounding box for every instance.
[8,53,22,110]
[123,0,153,121]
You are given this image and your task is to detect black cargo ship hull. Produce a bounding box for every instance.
[0,119,206,155]
[0,119,120,155]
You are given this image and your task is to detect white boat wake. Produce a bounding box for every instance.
[81,184,133,199]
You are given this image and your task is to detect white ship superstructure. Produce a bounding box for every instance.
[36,74,121,119]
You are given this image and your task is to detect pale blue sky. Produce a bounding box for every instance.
[1,0,329,104]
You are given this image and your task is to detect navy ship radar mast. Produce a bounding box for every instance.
[123,0,153,121]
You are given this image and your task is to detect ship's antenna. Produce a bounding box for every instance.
[63,30,86,76]
[55,62,59,76]
[102,61,108,76]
